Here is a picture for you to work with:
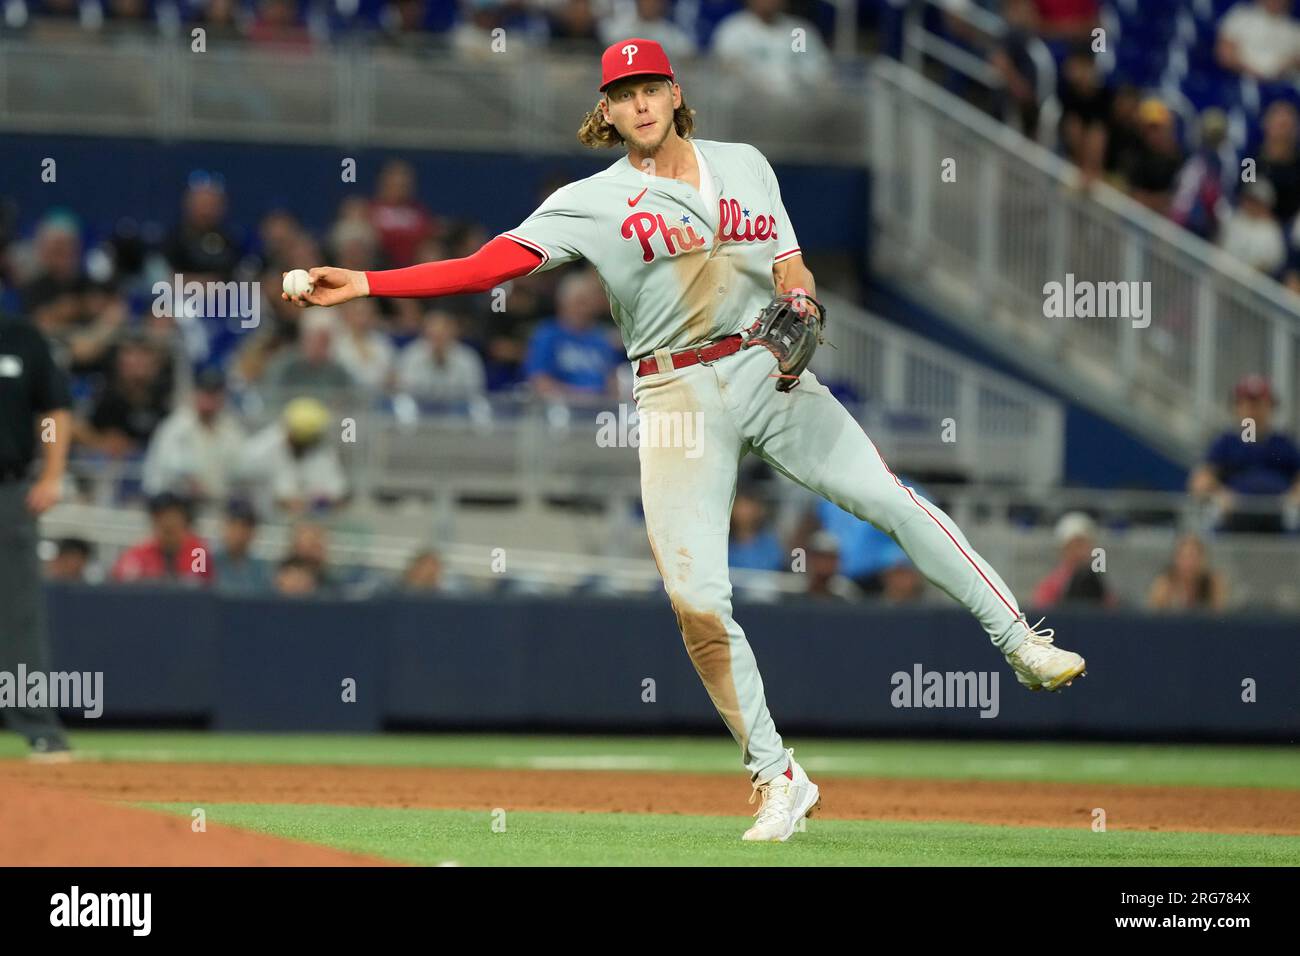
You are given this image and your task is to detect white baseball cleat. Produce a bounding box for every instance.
[742,748,821,843]
[1005,618,1087,691]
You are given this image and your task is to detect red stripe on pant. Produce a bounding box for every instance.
[869,443,1023,624]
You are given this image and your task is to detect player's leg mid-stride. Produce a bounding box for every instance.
[634,343,1086,842]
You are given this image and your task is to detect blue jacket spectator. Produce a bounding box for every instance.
[525,269,622,397]
[728,487,785,572]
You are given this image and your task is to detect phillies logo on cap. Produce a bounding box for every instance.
[600,37,674,91]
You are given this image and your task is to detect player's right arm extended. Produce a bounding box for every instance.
[287,237,544,307]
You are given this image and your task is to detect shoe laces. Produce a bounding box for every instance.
[748,775,795,824]
[1021,616,1056,647]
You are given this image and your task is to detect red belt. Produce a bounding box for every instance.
[635,333,746,377]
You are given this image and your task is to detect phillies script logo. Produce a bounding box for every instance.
[621,197,777,263]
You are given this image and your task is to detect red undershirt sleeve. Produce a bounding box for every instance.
[364,235,544,298]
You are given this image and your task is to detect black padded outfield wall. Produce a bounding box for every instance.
[41,586,1299,740]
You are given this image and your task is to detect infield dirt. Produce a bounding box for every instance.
[2,759,1297,864]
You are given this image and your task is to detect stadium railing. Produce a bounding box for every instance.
[868,57,1300,464]
[0,36,867,163]
[39,494,1300,610]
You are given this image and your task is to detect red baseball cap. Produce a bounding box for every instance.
[1233,374,1275,403]
[600,37,674,92]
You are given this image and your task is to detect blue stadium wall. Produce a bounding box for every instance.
[45,586,1300,742]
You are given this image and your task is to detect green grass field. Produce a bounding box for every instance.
[5,731,1299,866]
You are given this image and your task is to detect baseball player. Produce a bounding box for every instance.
[287,38,1087,843]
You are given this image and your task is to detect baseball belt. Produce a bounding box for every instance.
[635,332,746,378]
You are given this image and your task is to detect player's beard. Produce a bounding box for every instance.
[627,115,673,157]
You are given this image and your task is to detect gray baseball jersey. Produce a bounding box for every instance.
[499,138,801,359]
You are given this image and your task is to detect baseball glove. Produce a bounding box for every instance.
[742,287,827,392]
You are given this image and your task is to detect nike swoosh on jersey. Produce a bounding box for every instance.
[627,187,649,207]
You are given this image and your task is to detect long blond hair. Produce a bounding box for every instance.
[577,88,697,149]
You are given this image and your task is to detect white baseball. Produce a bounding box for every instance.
[283,269,314,297]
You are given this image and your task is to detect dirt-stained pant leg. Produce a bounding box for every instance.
[727,347,1031,654]
[632,361,789,783]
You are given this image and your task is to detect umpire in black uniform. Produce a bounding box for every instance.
[0,313,72,759]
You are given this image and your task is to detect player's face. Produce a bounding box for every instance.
[604,78,680,153]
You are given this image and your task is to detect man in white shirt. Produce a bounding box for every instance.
[237,396,348,515]
[1217,0,1300,81]
[1220,180,1288,273]
[711,0,831,94]
[331,298,395,394]
[599,0,698,59]
[395,310,487,402]
[142,368,246,502]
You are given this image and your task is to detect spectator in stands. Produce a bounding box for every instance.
[214,499,272,594]
[801,530,857,601]
[142,367,246,502]
[110,492,214,586]
[989,0,1044,137]
[263,307,356,399]
[1147,533,1229,611]
[1056,46,1111,183]
[450,0,537,60]
[248,0,311,48]
[370,159,442,268]
[398,549,444,592]
[728,487,785,572]
[395,310,486,401]
[163,171,244,282]
[598,0,698,60]
[274,556,321,596]
[328,211,382,275]
[797,494,922,596]
[19,211,127,375]
[525,269,622,398]
[105,0,150,28]
[1031,512,1114,607]
[1216,0,1300,83]
[283,520,336,593]
[237,396,349,515]
[1170,108,1233,241]
[1258,101,1300,225]
[256,209,306,274]
[1029,0,1100,43]
[199,0,245,40]
[332,298,396,394]
[711,0,831,95]
[880,559,924,605]
[1189,374,1300,533]
[82,331,172,459]
[232,267,303,384]
[546,0,603,53]
[1103,84,1143,183]
[1125,98,1184,216]
[45,538,93,583]
[1219,180,1288,274]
